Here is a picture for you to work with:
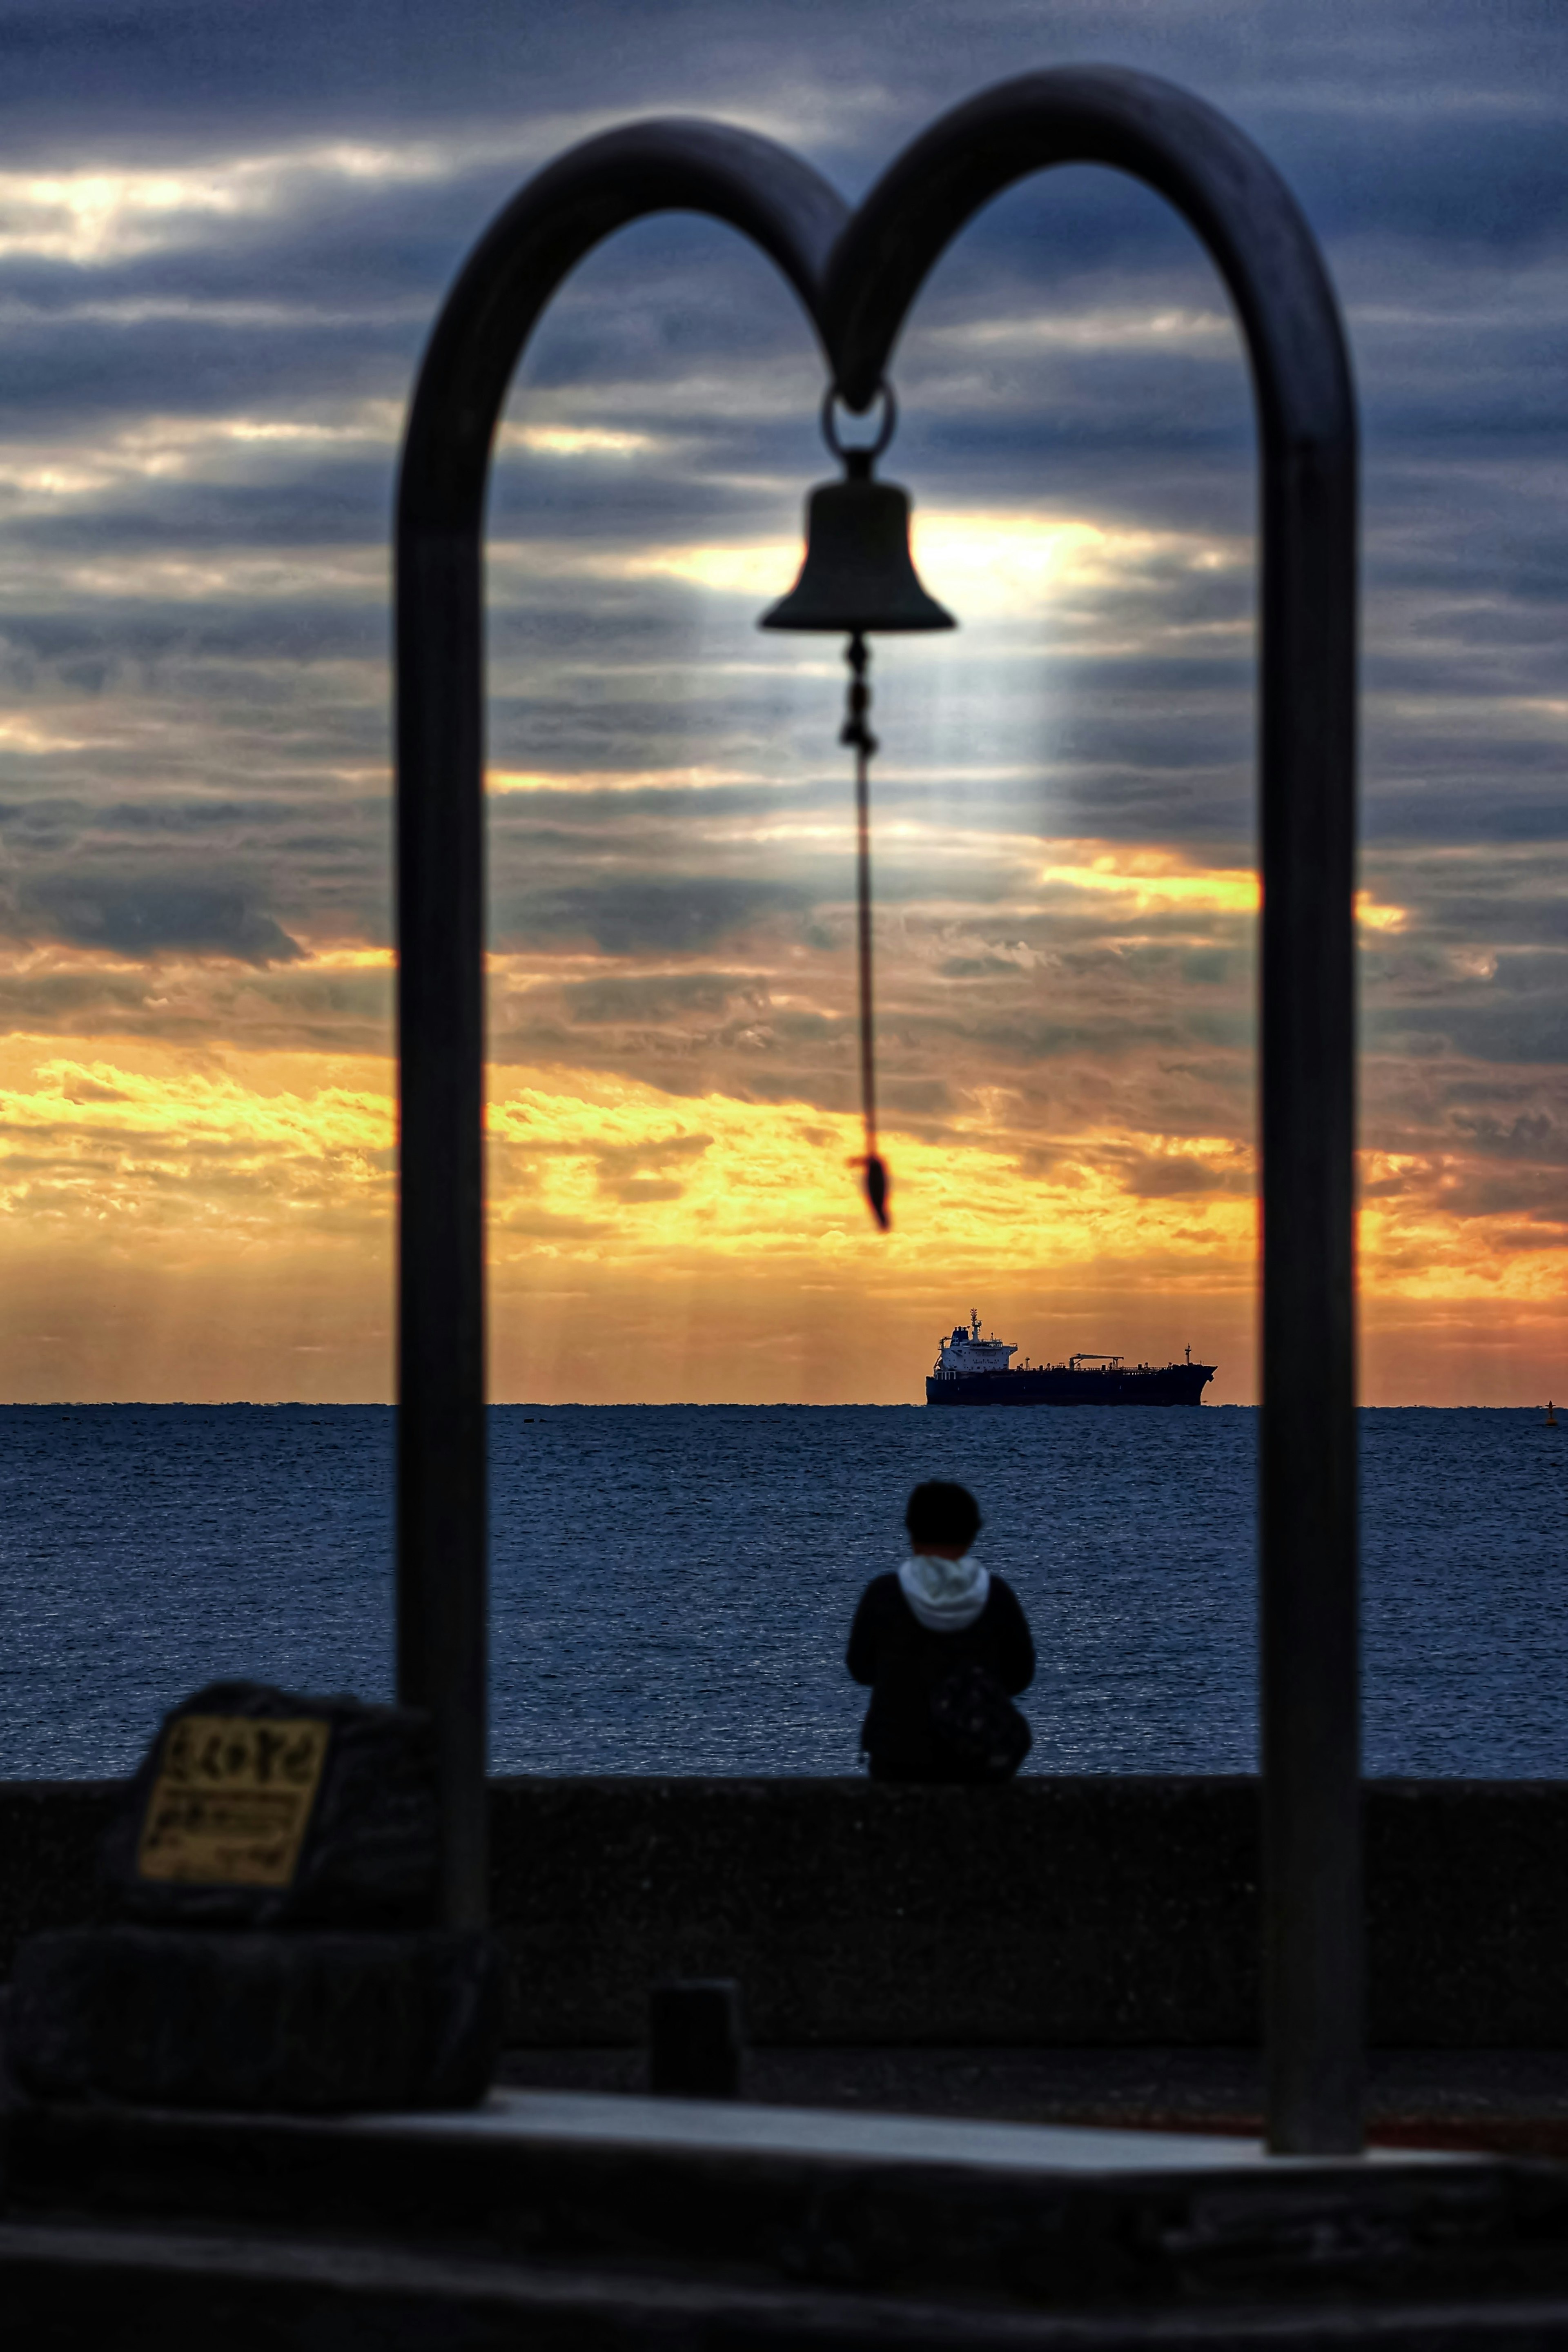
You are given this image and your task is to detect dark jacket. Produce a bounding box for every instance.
[846,1570,1035,1782]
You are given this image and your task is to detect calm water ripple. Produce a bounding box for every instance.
[0,1404,1562,1778]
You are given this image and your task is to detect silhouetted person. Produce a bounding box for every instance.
[846,1480,1034,1782]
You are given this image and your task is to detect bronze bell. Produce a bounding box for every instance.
[760,388,954,636]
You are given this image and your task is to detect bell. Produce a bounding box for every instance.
[760,454,955,635]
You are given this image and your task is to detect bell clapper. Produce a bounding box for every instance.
[842,630,889,1230]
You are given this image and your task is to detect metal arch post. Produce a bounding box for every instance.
[825,69,1361,2156]
[394,124,846,1931]
[394,74,1360,2155]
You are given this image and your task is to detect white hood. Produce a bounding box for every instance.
[897,1550,990,1633]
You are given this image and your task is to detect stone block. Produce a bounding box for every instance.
[649,1978,744,2097]
[98,1681,439,1932]
[7,1924,504,2111]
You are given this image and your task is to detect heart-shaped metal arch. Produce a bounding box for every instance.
[394,67,1358,2156]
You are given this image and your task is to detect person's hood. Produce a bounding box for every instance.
[897,1550,990,1633]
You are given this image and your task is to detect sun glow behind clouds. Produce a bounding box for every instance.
[1,960,1563,1401]
[490,765,761,796]
[488,1074,1255,1273]
[619,511,1246,619]
[0,143,475,265]
[0,1025,1261,1292]
[0,1043,393,1239]
[910,513,1246,618]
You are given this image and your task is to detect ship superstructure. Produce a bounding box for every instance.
[932,1315,1018,1382]
[927,1310,1214,1407]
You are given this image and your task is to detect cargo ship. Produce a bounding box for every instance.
[926,1310,1214,1407]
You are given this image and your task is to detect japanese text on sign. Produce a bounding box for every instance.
[136,1714,330,1887]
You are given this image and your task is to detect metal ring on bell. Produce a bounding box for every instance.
[821,380,897,465]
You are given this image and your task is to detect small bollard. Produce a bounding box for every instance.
[648,1978,744,2099]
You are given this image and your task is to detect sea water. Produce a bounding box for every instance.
[0,1404,1562,1780]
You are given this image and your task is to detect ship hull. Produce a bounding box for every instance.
[927,1364,1214,1407]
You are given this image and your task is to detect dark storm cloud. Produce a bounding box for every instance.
[1449,1104,1568,1165]
[1109,1147,1252,1200]
[497,878,809,956]
[18,873,303,964]
[0,794,324,839]
[0,0,1552,184]
[563,970,768,1025]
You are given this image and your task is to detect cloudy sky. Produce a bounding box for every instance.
[0,0,1562,1403]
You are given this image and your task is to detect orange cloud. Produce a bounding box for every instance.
[1035,850,1406,934]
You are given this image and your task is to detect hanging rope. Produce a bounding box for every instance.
[842,631,889,1229]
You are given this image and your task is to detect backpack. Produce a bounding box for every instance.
[929,1663,1031,1781]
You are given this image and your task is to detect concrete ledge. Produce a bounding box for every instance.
[4,1777,1568,2047]
[492,1777,1258,2046]
[15,2215,1568,2349]
[0,2087,1527,2312]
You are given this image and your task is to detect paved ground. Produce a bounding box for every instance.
[496,2044,1568,2152]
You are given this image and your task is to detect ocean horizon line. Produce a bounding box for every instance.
[0,1399,1554,1414]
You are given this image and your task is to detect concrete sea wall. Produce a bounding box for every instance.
[2,1777,1562,2046]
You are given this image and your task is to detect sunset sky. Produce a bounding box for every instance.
[0,0,1564,1404]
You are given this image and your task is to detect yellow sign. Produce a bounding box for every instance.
[137,1714,331,1887]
